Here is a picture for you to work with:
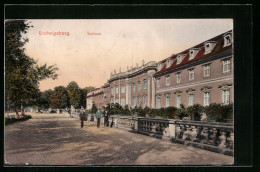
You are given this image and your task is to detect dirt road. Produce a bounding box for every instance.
[4,112,233,166]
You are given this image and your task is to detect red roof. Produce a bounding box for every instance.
[86,91,103,98]
[155,31,232,75]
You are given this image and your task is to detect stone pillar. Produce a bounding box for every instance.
[127,80,132,108]
[119,79,121,105]
[147,76,151,108]
[115,117,118,128]
[151,76,156,108]
[169,120,176,138]
[134,118,138,131]
[125,79,130,105]
[113,85,116,103]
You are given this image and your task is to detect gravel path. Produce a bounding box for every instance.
[4,112,233,166]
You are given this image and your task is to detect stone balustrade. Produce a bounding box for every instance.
[82,114,234,156]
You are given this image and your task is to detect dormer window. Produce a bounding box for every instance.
[157,63,164,71]
[166,59,173,68]
[189,48,200,60]
[224,33,232,47]
[204,41,217,54]
[176,54,185,65]
[166,60,170,68]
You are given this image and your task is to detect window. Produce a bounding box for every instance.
[157,78,161,88]
[204,64,210,77]
[204,41,217,54]
[121,85,125,93]
[166,96,170,107]
[115,98,119,104]
[166,60,171,68]
[205,43,210,53]
[121,98,126,107]
[223,59,231,73]
[189,50,194,59]
[115,86,119,94]
[176,72,181,83]
[166,76,170,86]
[189,69,194,81]
[138,96,141,106]
[222,90,230,104]
[224,34,232,47]
[156,96,161,109]
[143,96,147,107]
[189,48,199,60]
[177,56,182,64]
[176,95,181,108]
[137,81,141,91]
[111,87,114,95]
[143,79,147,89]
[110,98,114,103]
[203,92,210,106]
[188,94,194,106]
[132,97,136,107]
[133,83,136,92]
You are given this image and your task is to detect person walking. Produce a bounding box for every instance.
[68,108,71,118]
[104,110,110,127]
[96,109,101,128]
[79,107,85,128]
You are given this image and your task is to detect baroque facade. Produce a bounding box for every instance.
[86,30,233,110]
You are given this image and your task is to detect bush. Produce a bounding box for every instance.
[186,104,203,121]
[165,106,178,119]
[91,102,98,113]
[5,115,32,125]
[50,109,57,113]
[204,103,233,122]
[176,104,189,120]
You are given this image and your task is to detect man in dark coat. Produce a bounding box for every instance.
[96,110,101,128]
[104,110,110,127]
[79,107,85,128]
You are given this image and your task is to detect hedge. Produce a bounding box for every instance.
[5,115,32,125]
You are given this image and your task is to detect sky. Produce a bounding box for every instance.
[22,19,233,91]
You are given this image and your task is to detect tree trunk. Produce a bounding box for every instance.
[15,106,19,119]
[21,105,25,116]
[6,104,10,117]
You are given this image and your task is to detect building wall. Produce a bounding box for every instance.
[86,31,233,110]
[156,55,233,108]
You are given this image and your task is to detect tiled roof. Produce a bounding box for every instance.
[155,31,232,75]
[86,91,103,98]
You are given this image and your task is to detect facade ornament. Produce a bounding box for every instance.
[164,92,171,96]
[186,88,196,94]
[201,86,212,92]
[218,83,232,90]
[174,90,182,95]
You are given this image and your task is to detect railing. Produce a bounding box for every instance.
[75,114,234,156]
[138,118,169,137]
[174,120,233,155]
[112,115,135,131]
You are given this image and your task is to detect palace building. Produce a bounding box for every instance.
[86,30,233,110]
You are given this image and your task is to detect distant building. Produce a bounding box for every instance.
[86,30,233,110]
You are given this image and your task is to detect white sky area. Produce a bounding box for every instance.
[22,19,233,91]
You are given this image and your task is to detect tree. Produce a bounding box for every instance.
[50,86,69,109]
[91,102,98,113]
[67,81,82,108]
[5,20,58,118]
[37,90,53,109]
[80,86,95,108]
